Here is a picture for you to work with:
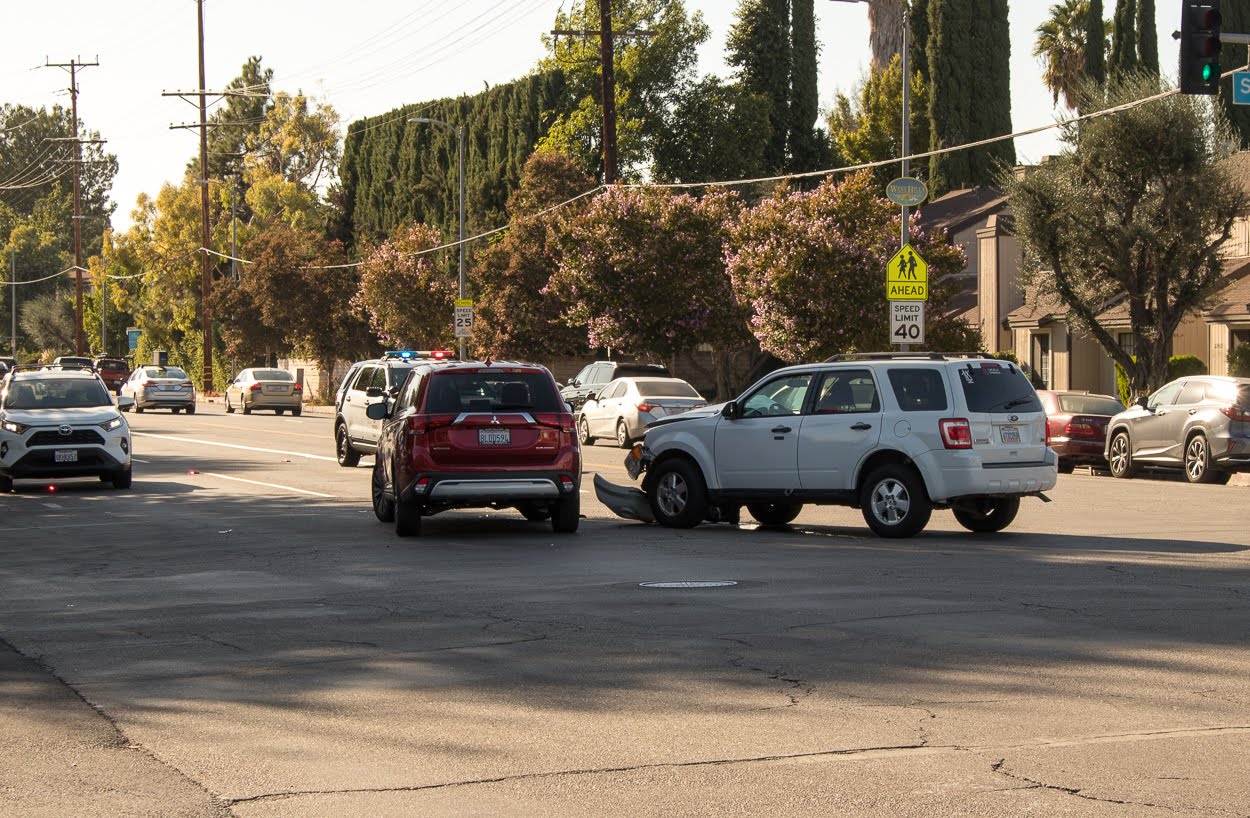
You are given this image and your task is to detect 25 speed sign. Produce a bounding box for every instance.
[454,299,474,338]
[890,301,925,344]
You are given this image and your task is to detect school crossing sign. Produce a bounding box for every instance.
[886,244,928,301]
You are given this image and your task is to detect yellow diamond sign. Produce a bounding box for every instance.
[886,244,928,301]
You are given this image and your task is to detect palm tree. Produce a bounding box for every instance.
[1034,0,1108,110]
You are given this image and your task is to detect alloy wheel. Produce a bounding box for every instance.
[1186,436,1208,482]
[869,478,911,526]
[654,471,689,518]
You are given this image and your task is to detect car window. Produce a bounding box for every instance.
[590,364,613,385]
[1176,380,1206,404]
[354,366,381,392]
[396,372,422,411]
[601,381,625,400]
[1147,382,1183,409]
[385,363,415,389]
[5,378,111,409]
[1056,394,1125,415]
[741,373,813,418]
[253,369,292,381]
[635,380,701,398]
[142,366,188,379]
[1205,381,1250,407]
[888,368,948,412]
[956,361,1042,413]
[424,371,562,414]
[573,365,594,385]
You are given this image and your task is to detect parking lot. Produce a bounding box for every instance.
[3,403,1250,817]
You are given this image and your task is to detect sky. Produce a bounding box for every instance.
[4,1,1182,233]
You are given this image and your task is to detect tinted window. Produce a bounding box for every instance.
[888,368,949,412]
[253,369,292,381]
[614,364,671,378]
[96,359,127,369]
[1056,395,1125,415]
[1177,381,1206,405]
[813,370,879,414]
[5,378,111,409]
[142,366,188,379]
[354,367,382,391]
[385,363,416,389]
[956,362,1042,413]
[424,371,562,414]
[635,380,701,398]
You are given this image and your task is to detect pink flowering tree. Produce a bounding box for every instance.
[726,171,977,362]
[355,222,457,349]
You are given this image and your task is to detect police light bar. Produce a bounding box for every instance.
[382,349,456,361]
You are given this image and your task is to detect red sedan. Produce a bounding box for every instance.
[1037,390,1126,473]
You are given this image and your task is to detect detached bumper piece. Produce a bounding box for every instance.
[593,473,654,523]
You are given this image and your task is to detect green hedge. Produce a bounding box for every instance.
[1115,354,1209,403]
[1229,345,1250,377]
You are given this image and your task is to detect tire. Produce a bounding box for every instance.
[292,406,302,417]
[371,461,395,522]
[952,496,1020,533]
[225,396,235,414]
[646,459,708,529]
[1184,433,1228,484]
[134,405,144,414]
[186,404,195,415]
[518,502,551,522]
[860,464,932,538]
[1057,460,1075,474]
[0,475,11,493]
[336,424,361,468]
[242,403,251,415]
[394,498,421,537]
[747,502,803,526]
[616,420,631,449]
[551,491,580,533]
[578,416,594,446]
[171,407,180,414]
[276,409,285,416]
[1107,431,1137,479]
[111,465,133,490]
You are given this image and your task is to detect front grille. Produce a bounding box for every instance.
[29,429,106,446]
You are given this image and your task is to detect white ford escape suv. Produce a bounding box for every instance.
[595,353,1057,537]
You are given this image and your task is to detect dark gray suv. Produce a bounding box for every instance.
[560,361,671,410]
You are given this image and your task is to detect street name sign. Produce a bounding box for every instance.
[886,177,928,206]
[1235,71,1250,105]
[886,244,928,301]
[454,299,474,338]
[890,301,925,344]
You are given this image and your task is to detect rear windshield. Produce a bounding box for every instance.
[957,362,1043,413]
[635,379,701,398]
[1204,381,1250,407]
[142,367,188,379]
[424,371,563,414]
[615,364,671,377]
[95,359,127,369]
[252,369,292,381]
[4,378,112,409]
[1057,394,1124,415]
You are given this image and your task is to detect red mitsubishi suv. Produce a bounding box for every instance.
[366,359,581,536]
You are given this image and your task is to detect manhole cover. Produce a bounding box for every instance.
[638,580,738,589]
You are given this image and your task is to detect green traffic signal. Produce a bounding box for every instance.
[1202,62,1219,83]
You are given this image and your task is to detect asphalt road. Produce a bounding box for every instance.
[2,402,1249,817]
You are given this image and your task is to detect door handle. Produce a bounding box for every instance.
[850,422,873,431]
[771,425,792,434]
[1189,409,1198,415]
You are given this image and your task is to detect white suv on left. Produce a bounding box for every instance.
[0,368,134,492]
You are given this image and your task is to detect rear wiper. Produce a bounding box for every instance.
[1001,395,1035,410]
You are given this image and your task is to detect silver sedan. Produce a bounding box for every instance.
[225,368,304,416]
[121,365,196,414]
[578,377,706,448]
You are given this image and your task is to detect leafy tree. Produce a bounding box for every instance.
[651,77,770,183]
[20,289,76,355]
[926,0,1015,194]
[83,236,134,358]
[725,171,975,362]
[909,0,931,86]
[1035,0,1108,111]
[471,152,593,361]
[787,0,824,173]
[1136,0,1157,75]
[728,0,791,173]
[549,186,752,371]
[1084,0,1107,85]
[355,223,456,349]
[1109,0,1137,81]
[200,57,274,187]
[1004,75,1245,399]
[829,55,930,188]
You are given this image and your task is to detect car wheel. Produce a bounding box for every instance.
[616,420,631,449]
[186,404,195,415]
[336,424,361,467]
[1057,460,1074,474]
[551,491,580,533]
[171,407,180,414]
[0,475,11,493]
[111,465,133,490]
[1108,431,1137,478]
[371,461,395,522]
[578,416,594,445]
[646,459,708,529]
[225,396,235,414]
[747,502,803,526]
[276,409,285,416]
[518,502,551,522]
[952,496,1020,533]
[134,405,144,414]
[860,464,932,538]
[242,403,251,415]
[292,406,302,417]
[394,498,421,537]
[1184,433,1226,484]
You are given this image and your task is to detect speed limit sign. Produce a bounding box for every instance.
[454,299,474,338]
[890,301,925,345]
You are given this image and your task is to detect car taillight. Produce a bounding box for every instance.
[292,382,303,392]
[249,383,262,391]
[141,379,158,388]
[407,414,456,436]
[1064,417,1100,439]
[939,418,972,449]
[181,380,194,388]
[1220,405,1250,422]
[636,402,656,413]
[536,412,576,434]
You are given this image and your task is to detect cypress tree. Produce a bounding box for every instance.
[1085,0,1106,85]
[787,0,820,171]
[1110,0,1138,81]
[1136,0,1158,76]
[1219,2,1250,147]
[909,0,931,86]
[728,0,792,173]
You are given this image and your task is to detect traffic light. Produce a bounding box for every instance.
[1179,0,1222,95]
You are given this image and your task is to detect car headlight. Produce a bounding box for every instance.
[99,416,124,431]
[1,419,28,434]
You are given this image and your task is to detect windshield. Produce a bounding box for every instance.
[142,367,188,379]
[635,380,701,398]
[958,362,1043,413]
[4,378,113,409]
[252,369,292,381]
[424,371,563,413]
[96,359,127,370]
[1057,395,1125,415]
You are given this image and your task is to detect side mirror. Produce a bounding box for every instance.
[585,392,597,403]
[365,402,389,421]
[116,395,134,410]
[365,387,385,398]
[721,402,740,420]
[1136,396,1149,410]
[568,378,580,387]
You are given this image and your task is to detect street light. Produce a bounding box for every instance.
[410,116,467,361]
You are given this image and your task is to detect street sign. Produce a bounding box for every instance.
[454,298,474,338]
[886,244,928,301]
[126,327,141,351]
[1235,71,1250,105]
[886,177,928,206]
[890,301,925,345]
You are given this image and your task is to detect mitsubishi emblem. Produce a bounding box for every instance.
[490,415,501,425]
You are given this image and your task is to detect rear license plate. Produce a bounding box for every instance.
[999,425,1021,444]
[479,429,511,446]
[55,449,78,463]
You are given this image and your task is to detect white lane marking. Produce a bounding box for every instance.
[194,471,334,498]
[131,432,336,462]
[43,503,63,509]
[133,458,151,463]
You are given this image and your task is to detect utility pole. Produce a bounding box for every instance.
[552,4,653,184]
[9,248,15,357]
[44,57,99,356]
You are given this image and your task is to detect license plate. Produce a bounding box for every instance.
[263,386,285,393]
[54,449,78,463]
[479,429,510,446]
[999,425,1021,444]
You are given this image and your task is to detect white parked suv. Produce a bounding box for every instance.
[0,367,134,492]
[595,353,1057,537]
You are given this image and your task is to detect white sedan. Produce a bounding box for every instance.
[577,377,706,448]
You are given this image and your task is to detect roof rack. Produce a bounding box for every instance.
[822,352,996,363]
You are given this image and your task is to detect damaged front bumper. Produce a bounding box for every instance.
[593,444,655,522]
